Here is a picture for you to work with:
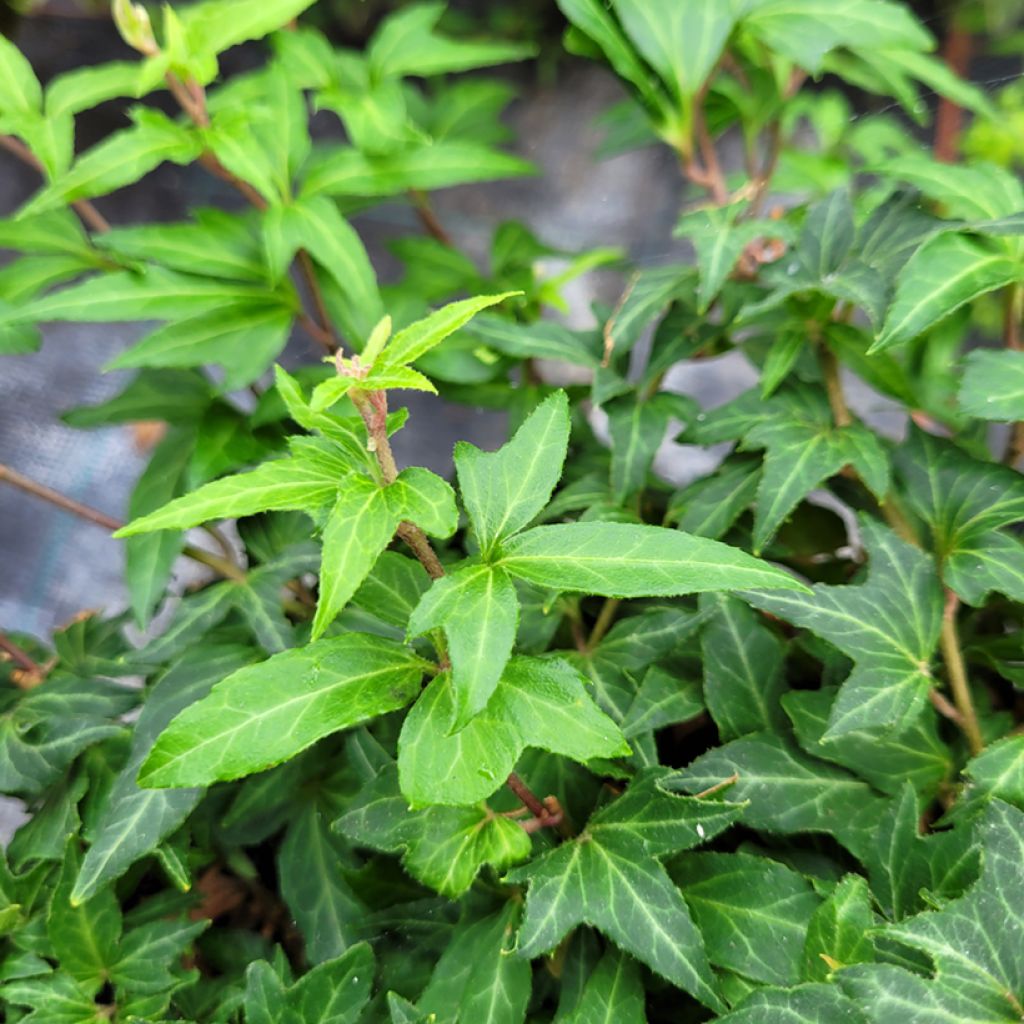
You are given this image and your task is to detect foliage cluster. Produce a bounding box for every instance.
[1,1,1024,1022]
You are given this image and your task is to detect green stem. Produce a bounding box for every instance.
[940,590,984,756]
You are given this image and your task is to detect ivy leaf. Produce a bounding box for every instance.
[398,656,629,807]
[48,843,121,992]
[417,904,531,1024]
[606,391,679,502]
[677,733,888,860]
[72,646,255,904]
[621,665,704,739]
[802,875,875,982]
[693,386,890,552]
[668,456,762,540]
[279,801,365,965]
[874,233,1024,351]
[507,768,745,1012]
[455,389,570,554]
[896,427,1024,604]
[959,349,1024,421]
[744,519,943,738]
[408,563,519,729]
[863,781,979,921]
[500,522,807,596]
[336,763,531,897]
[717,984,868,1024]
[1,971,111,1024]
[669,851,821,986]
[959,735,1024,818]
[843,800,1024,1020]
[555,949,646,1023]
[700,593,788,741]
[139,633,428,788]
[783,686,951,799]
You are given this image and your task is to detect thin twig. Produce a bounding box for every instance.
[693,772,739,800]
[410,189,454,246]
[940,589,984,755]
[601,271,639,368]
[817,343,852,428]
[0,632,44,688]
[1,133,111,233]
[586,597,620,651]
[0,462,246,582]
[933,23,972,163]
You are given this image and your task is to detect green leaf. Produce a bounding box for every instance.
[678,733,888,860]
[783,686,951,799]
[612,0,738,102]
[337,763,531,897]
[62,368,212,427]
[279,802,365,964]
[418,904,531,1024]
[500,522,808,597]
[465,314,602,368]
[19,108,202,216]
[895,427,1024,605]
[263,197,383,343]
[606,392,677,502]
[961,735,1024,815]
[1,971,110,1024]
[802,874,874,981]
[139,633,427,787]
[352,551,429,629]
[302,141,534,198]
[670,851,820,985]
[368,2,535,78]
[109,917,207,996]
[398,656,629,807]
[381,292,518,369]
[556,949,646,1024]
[863,781,978,921]
[717,984,868,1024]
[743,0,930,73]
[669,456,762,540]
[875,233,1024,351]
[621,665,704,738]
[48,844,121,991]
[845,800,1024,1019]
[45,61,143,119]
[181,0,319,57]
[456,389,570,553]
[0,34,42,116]
[73,646,254,904]
[114,448,346,537]
[700,593,787,740]
[408,563,519,729]
[508,768,745,1012]
[959,348,1024,422]
[744,519,943,738]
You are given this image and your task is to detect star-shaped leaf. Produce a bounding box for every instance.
[895,427,1024,604]
[506,767,746,1012]
[743,518,943,738]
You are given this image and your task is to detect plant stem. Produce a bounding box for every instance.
[817,343,852,428]
[0,133,111,233]
[1002,284,1024,465]
[0,462,246,582]
[410,189,454,246]
[939,589,984,755]
[933,22,972,163]
[587,597,620,651]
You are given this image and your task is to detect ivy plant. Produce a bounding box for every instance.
[1,1,1024,1022]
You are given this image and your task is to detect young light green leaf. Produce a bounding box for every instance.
[302,141,534,199]
[802,874,875,982]
[115,448,345,537]
[336,763,531,897]
[0,34,42,116]
[368,2,535,78]
[456,389,570,553]
[743,519,943,738]
[959,348,1024,422]
[408,563,519,729]
[381,292,518,369]
[398,656,629,807]
[181,0,319,57]
[500,522,808,597]
[874,233,1024,351]
[139,633,427,787]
